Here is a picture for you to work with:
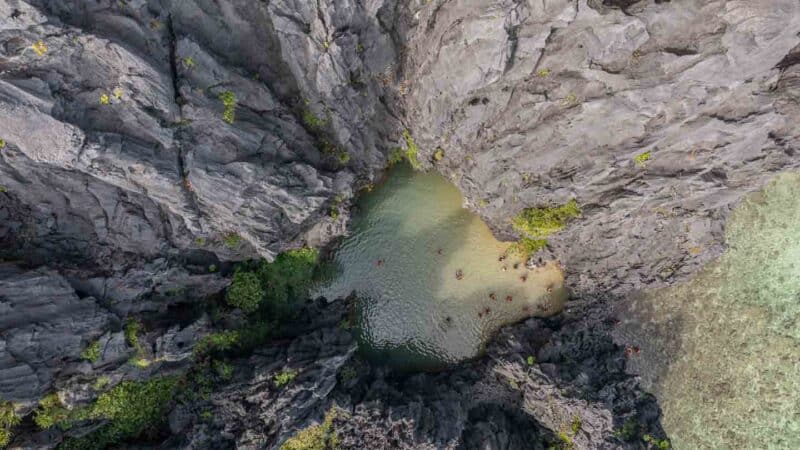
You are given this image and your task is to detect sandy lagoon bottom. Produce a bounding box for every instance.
[313,164,566,370]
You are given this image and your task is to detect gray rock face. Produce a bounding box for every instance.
[0,264,111,405]
[402,0,800,295]
[2,0,800,449]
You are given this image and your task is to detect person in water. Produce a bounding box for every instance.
[520,274,528,282]
[489,292,496,301]
[506,295,513,302]
[456,269,464,280]
[377,259,384,267]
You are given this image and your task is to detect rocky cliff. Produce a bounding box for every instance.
[1,0,798,449]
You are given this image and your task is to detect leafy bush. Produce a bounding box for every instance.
[0,401,19,448]
[255,247,319,318]
[302,109,325,130]
[274,369,298,387]
[643,434,670,449]
[61,377,179,450]
[280,409,339,450]
[194,330,241,356]
[508,237,548,257]
[219,90,236,124]
[512,199,580,238]
[526,355,536,365]
[81,340,101,362]
[31,40,47,56]
[34,394,69,430]
[402,129,421,169]
[213,360,234,380]
[227,271,264,313]
[571,416,582,434]
[124,319,141,349]
[222,232,242,248]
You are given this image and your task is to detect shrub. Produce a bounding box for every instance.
[222,232,242,248]
[337,151,350,164]
[256,247,319,318]
[182,56,195,69]
[213,360,234,380]
[433,147,445,161]
[81,340,101,362]
[0,139,5,149]
[219,90,236,124]
[643,434,670,449]
[0,401,20,448]
[526,355,536,365]
[124,319,142,349]
[614,418,638,441]
[571,416,582,434]
[100,93,110,105]
[93,376,111,391]
[61,377,179,450]
[302,109,325,130]
[402,129,421,169]
[34,394,69,430]
[194,330,241,356]
[227,271,264,313]
[274,369,298,387]
[280,408,339,450]
[536,68,550,77]
[31,40,47,56]
[633,151,651,166]
[512,199,580,238]
[508,237,548,257]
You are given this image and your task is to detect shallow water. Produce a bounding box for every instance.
[615,172,800,449]
[313,164,566,370]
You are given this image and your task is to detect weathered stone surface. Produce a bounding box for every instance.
[0,264,111,404]
[2,0,800,448]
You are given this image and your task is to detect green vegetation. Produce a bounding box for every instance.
[508,237,548,257]
[0,401,20,448]
[513,199,580,237]
[510,199,580,257]
[208,264,218,273]
[337,151,350,165]
[100,93,110,105]
[330,195,344,220]
[226,271,264,313]
[194,237,206,246]
[556,430,574,449]
[60,377,179,450]
[255,247,319,318]
[570,416,582,435]
[81,340,101,362]
[433,147,445,162]
[222,232,242,248]
[634,151,651,166]
[643,434,670,449]
[0,186,7,193]
[213,360,234,381]
[194,330,241,356]
[338,364,357,382]
[219,90,236,124]
[33,393,69,430]
[182,56,195,69]
[31,40,48,56]
[536,68,550,77]
[274,369,298,387]
[302,109,326,130]
[280,408,339,450]
[93,376,111,391]
[0,139,5,149]
[526,355,536,365]
[402,129,421,169]
[613,418,638,441]
[124,319,141,349]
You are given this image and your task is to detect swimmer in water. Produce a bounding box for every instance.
[456,269,464,280]
[377,259,384,267]
[506,295,513,302]
[489,292,497,301]
[520,274,528,282]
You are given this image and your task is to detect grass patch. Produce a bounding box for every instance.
[81,340,101,363]
[302,109,326,130]
[280,408,339,450]
[31,40,47,56]
[0,139,5,149]
[402,129,421,169]
[643,434,670,449]
[570,416,582,434]
[508,237,548,258]
[274,369,298,388]
[219,90,236,124]
[536,68,550,77]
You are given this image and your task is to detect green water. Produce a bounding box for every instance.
[314,164,566,370]
[615,172,800,449]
